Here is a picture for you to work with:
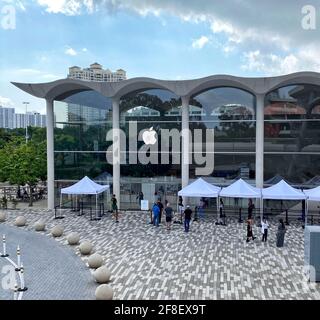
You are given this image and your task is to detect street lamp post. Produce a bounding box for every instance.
[23,102,30,143]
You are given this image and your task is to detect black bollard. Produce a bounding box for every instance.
[285,209,289,225]
[238,207,243,223]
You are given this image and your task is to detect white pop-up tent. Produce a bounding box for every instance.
[262,180,306,225]
[220,178,261,198]
[178,178,221,198]
[219,179,261,221]
[303,186,320,224]
[60,176,110,219]
[304,186,320,202]
[262,180,306,200]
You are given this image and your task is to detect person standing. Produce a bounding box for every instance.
[219,198,226,225]
[261,217,269,242]
[248,199,255,218]
[276,218,286,247]
[137,191,144,205]
[152,202,160,227]
[165,203,173,230]
[184,205,192,232]
[246,215,255,242]
[178,196,184,224]
[157,199,164,224]
[111,194,119,223]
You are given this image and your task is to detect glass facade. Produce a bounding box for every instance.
[119,89,182,208]
[190,87,256,180]
[54,90,113,206]
[51,82,320,208]
[264,84,320,185]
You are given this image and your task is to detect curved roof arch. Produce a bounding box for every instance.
[187,75,257,98]
[11,71,320,102]
[263,72,320,94]
[112,77,181,98]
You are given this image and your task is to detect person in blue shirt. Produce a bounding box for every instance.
[152,202,160,227]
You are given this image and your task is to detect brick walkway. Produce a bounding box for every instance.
[1,209,320,300]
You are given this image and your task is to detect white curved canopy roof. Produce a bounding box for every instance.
[61,176,109,195]
[220,179,261,198]
[178,178,221,198]
[262,180,306,200]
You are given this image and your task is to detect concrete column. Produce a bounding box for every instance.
[46,98,55,210]
[112,97,121,208]
[255,94,265,188]
[256,94,265,220]
[181,96,190,189]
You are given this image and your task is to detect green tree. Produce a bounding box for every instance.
[0,138,47,207]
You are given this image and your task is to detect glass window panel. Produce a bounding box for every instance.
[264,120,320,152]
[264,154,320,185]
[54,152,113,181]
[191,87,256,120]
[265,84,320,120]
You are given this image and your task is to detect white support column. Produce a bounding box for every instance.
[255,94,265,188]
[112,97,121,209]
[181,96,190,190]
[256,94,265,220]
[46,98,55,210]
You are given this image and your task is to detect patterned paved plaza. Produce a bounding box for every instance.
[1,209,320,300]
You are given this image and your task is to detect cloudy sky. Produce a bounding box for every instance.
[0,0,319,113]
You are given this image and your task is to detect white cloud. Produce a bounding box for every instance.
[82,47,88,52]
[192,36,209,49]
[241,46,320,75]
[30,1,320,75]
[65,47,78,56]
[0,96,14,107]
[37,0,82,16]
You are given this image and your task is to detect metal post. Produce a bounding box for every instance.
[13,283,18,300]
[238,207,243,223]
[18,264,28,292]
[285,209,289,225]
[1,235,9,257]
[15,246,21,271]
[23,102,30,144]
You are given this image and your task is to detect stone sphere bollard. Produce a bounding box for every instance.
[51,225,64,237]
[67,232,80,245]
[15,216,26,227]
[93,266,111,283]
[79,240,93,255]
[88,253,103,269]
[34,220,46,231]
[95,284,114,300]
[0,212,6,222]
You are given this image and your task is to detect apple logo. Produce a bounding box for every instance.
[142,127,157,145]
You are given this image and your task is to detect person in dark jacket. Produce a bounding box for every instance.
[248,199,255,218]
[184,205,192,232]
[111,194,119,223]
[276,218,286,247]
[157,200,164,224]
[164,203,173,230]
[246,215,255,242]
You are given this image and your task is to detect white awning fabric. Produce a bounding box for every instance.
[178,178,221,198]
[220,179,261,199]
[61,176,110,195]
[262,180,306,200]
[304,186,320,202]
